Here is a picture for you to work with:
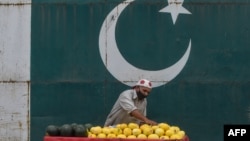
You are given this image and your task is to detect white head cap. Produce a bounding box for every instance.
[135,79,152,89]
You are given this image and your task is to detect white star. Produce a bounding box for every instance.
[159,0,191,24]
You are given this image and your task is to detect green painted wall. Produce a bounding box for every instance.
[31,0,250,141]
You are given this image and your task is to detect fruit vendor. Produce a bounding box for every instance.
[104,79,158,126]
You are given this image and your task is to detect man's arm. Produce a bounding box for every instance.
[130,109,157,125]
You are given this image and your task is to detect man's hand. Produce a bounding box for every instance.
[130,109,157,125]
[144,119,157,125]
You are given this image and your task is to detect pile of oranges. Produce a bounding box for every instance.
[88,122,186,140]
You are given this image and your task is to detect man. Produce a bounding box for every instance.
[104,79,157,126]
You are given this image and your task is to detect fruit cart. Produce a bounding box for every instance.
[44,136,189,141]
[45,123,189,141]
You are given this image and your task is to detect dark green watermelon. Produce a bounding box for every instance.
[60,124,73,137]
[71,123,78,131]
[46,125,59,136]
[84,123,93,131]
[74,125,88,137]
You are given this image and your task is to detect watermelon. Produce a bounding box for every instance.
[60,124,73,137]
[46,125,59,136]
[74,124,88,137]
[71,123,78,131]
[84,123,93,131]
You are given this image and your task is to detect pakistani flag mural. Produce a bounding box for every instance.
[1,0,250,141]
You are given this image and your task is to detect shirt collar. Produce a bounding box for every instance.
[132,89,138,99]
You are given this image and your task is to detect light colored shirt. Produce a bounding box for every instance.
[104,89,147,126]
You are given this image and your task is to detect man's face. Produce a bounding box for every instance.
[139,86,151,96]
[137,86,151,99]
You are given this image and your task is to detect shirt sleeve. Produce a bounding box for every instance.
[118,90,137,114]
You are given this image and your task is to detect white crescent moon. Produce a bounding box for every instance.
[99,0,191,88]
